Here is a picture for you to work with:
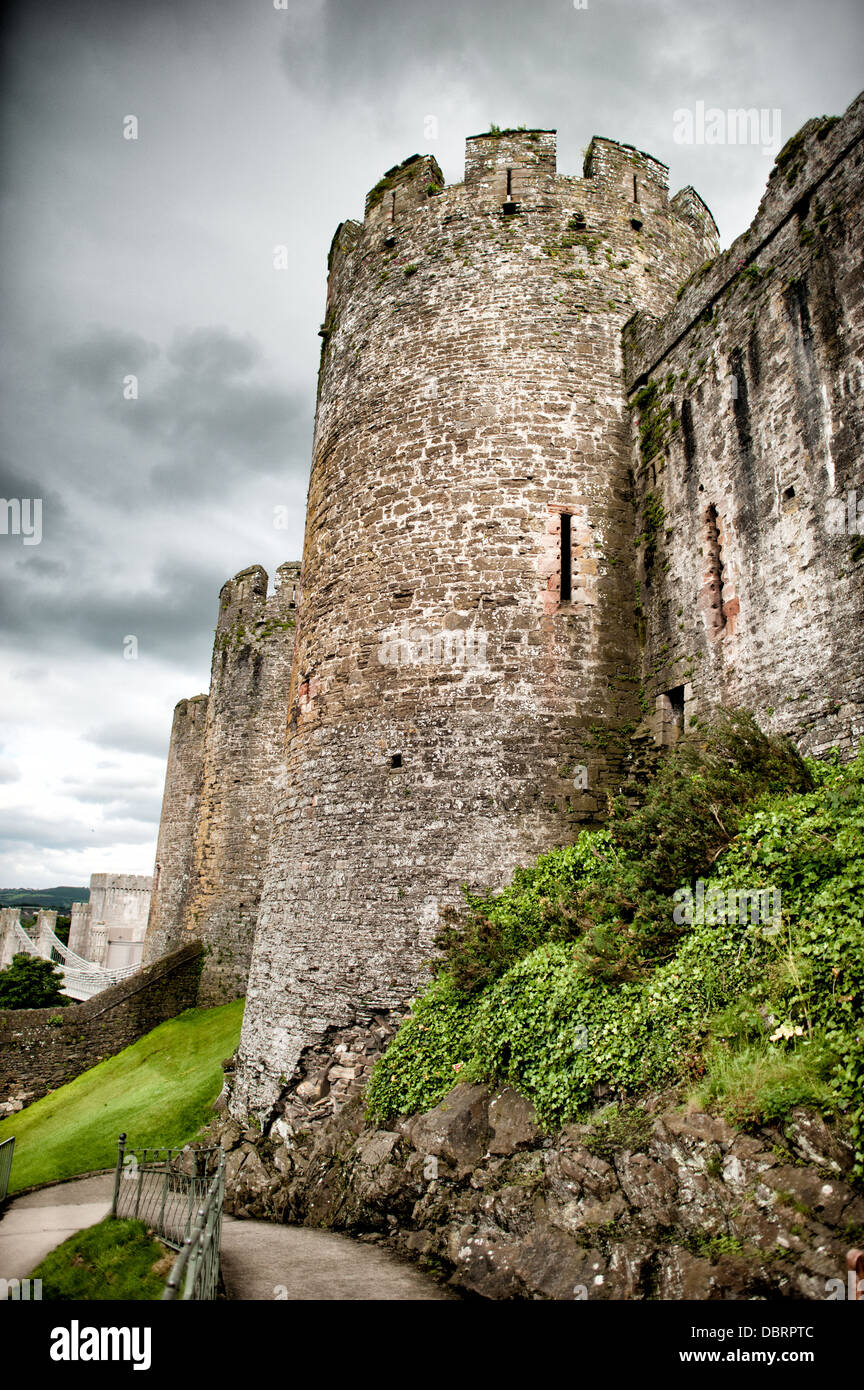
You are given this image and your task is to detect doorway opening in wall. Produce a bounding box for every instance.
[665,685,686,727]
[560,513,572,601]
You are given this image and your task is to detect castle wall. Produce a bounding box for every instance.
[144,564,300,1004]
[234,130,720,1118]
[623,92,864,756]
[144,694,208,963]
[0,942,203,1107]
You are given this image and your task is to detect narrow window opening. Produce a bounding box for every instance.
[633,174,639,203]
[704,503,727,636]
[560,513,572,602]
[390,753,403,769]
[506,168,512,198]
[680,397,697,471]
[390,191,396,222]
[783,485,796,501]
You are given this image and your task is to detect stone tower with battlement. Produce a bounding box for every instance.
[144,97,863,1127]
[231,126,722,1117]
[144,561,301,1003]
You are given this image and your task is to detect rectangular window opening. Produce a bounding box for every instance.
[506,168,512,198]
[390,753,403,769]
[560,513,572,602]
[633,173,639,203]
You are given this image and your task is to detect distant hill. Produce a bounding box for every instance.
[0,886,89,909]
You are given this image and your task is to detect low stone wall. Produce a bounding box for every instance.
[0,942,203,1107]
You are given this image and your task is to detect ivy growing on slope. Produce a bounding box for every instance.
[367,725,864,1176]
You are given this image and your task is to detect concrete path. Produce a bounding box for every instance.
[1,1175,452,1299]
[221,1217,456,1300]
[0,1173,114,1281]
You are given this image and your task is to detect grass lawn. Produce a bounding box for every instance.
[30,1216,173,1299]
[0,999,243,1193]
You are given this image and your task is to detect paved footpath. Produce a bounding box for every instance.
[0,1173,114,1281]
[220,1216,455,1300]
[1,1175,453,1299]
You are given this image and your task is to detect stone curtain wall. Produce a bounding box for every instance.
[0,942,202,1106]
[144,563,300,1004]
[624,91,864,756]
[234,129,720,1119]
[144,695,208,963]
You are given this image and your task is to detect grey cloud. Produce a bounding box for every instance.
[83,720,174,760]
[0,552,226,666]
[46,324,314,497]
[0,807,157,850]
[0,760,21,784]
[54,327,161,395]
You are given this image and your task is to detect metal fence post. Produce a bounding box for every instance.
[134,1146,145,1220]
[0,1136,14,1202]
[111,1133,126,1216]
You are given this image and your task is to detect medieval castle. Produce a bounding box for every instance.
[142,93,864,1125]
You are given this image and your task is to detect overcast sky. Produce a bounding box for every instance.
[0,0,861,888]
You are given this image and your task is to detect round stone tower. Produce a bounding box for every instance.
[234,128,719,1118]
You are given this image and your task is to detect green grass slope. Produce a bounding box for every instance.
[0,999,243,1193]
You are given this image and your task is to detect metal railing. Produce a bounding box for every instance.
[0,1136,13,1201]
[162,1156,225,1301]
[111,1134,223,1257]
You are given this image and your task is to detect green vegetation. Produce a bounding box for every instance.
[772,115,838,189]
[484,125,537,138]
[0,955,69,1009]
[30,1217,171,1300]
[635,490,666,573]
[0,1000,243,1192]
[367,718,864,1175]
[0,887,89,909]
[632,381,679,465]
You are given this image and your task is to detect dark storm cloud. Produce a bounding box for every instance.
[49,323,313,496]
[0,551,225,666]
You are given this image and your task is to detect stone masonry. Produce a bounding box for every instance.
[624,94,864,755]
[143,562,300,1004]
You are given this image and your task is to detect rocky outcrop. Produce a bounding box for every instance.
[204,1082,864,1301]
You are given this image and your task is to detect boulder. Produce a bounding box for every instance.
[488,1087,541,1155]
[402,1084,492,1178]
